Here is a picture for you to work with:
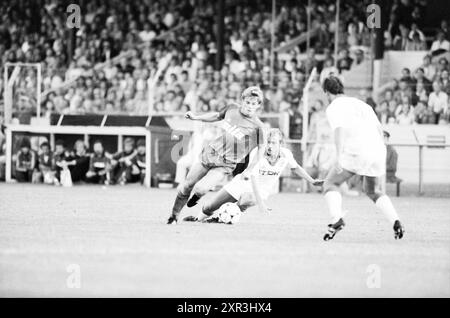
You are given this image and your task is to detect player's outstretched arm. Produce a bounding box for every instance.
[292,164,324,186]
[185,111,222,122]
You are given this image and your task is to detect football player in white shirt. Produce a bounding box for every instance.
[183,129,323,222]
[321,76,404,240]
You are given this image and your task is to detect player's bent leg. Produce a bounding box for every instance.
[186,189,237,223]
[364,176,404,239]
[323,167,354,221]
[168,162,209,224]
[237,192,256,212]
[322,167,355,241]
[188,167,229,208]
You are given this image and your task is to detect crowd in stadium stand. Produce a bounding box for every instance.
[0,0,449,130]
[0,1,386,116]
[375,55,450,125]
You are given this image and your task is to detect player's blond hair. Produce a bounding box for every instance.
[267,128,284,144]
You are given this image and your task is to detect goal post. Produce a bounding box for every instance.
[3,62,42,124]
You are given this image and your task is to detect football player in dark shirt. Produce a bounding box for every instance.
[132,138,146,184]
[167,86,266,224]
[15,137,36,182]
[86,140,110,184]
[110,137,138,185]
[38,141,57,184]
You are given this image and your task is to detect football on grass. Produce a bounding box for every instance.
[218,202,242,224]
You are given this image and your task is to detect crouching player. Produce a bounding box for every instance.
[184,129,323,222]
[167,86,267,224]
[86,140,110,184]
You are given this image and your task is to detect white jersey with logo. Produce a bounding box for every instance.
[224,147,298,200]
[326,96,386,177]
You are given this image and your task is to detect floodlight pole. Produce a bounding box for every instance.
[269,0,276,89]
[334,0,340,68]
[307,0,311,51]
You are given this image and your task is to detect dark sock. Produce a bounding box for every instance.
[187,194,201,207]
[171,192,190,218]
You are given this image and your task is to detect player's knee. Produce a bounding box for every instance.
[177,181,194,196]
[366,190,383,202]
[201,203,214,216]
[323,180,340,193]
[192,184,209,197]
[238,193,256,210]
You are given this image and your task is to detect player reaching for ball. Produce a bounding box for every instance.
[167,86,267,224]
[183,128,323,222]
[321,76,405,241]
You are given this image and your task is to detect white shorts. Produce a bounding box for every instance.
[223,177,270,201]
[340,151,386,177]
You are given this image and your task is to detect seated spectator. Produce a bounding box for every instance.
[319,58,338,84]
[376,100,389,124]
[408,23,426,43]
[441,69,450,95]
[405,31,427,51]
[428,80,449,124]
[419,55,436,80]
[110,138,138,185]
[387,100,398,124]
[430,31,450,55]
[394,77,414,104]
[86,140,110,185]
[415,81,429,103]
[392,24,410,50]
[414,68,432,94]
[395,97,415,125]
[440,19,450,41]
[336,49,353,73]
[15,137,36,182]
[414,100,433,124]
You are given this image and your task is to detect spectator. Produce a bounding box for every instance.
[405,31,426,50]
[414,100,433,124]
[395,96,415,125]
[430,31,450,55]
[375,100,389,124]
[419,55,436,80]
[392,24,410,50]
[336,49,353,73]
[428,81,449,124]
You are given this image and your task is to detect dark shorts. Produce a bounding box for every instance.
[200,146,236,174]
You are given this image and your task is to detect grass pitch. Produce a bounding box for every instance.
[0,183,449,297]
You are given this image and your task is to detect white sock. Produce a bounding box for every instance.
[375,195,399,225]
[196,212,210,221]
[324,191,343,223]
